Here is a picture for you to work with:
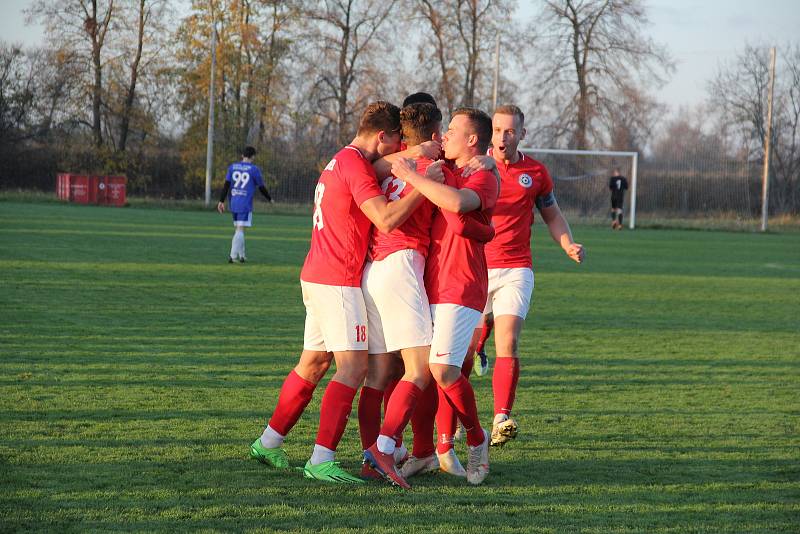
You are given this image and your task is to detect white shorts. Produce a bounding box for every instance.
[429,304,482,367]
[301,280,368,352]
[362,249,433,354]
[483,267,534,319]
[232,211,253,227]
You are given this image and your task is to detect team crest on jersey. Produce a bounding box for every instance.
[518,174,533,188]
[381,176,406,201]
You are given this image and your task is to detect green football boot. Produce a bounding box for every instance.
[302,460,364,484]
[250,438,290,469]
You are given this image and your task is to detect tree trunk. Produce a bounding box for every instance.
[87,0,113,149]
[337,5,352,146]
[119,0,145,152]
[90,1,103,148]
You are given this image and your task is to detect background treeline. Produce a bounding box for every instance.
[0,0,797,214]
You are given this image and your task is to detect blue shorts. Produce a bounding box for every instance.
[232,211,253,227]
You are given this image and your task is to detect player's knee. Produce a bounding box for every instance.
[338,358,368,385]
[496,336,519,358]
[430,364,460,387]
[297,356,331,383]
[403,366,432,389]
[364,360,393,390]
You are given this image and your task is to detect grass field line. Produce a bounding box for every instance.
[0,227,311,242]
[0,216,312,236]
[4,257,799,286]
[0,259,301,273]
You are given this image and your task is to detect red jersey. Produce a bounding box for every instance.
[425,167,499,311]
[300,145,383,287]
[368,158,436,262]
[484,150,554,269]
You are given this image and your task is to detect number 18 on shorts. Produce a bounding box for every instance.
[301,280,369,352]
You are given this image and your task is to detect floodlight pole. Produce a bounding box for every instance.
[204,21,217,208]
[761,47,776,232]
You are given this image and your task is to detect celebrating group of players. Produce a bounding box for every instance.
[242,92,585,488]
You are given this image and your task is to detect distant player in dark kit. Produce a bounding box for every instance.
[217,146,273,262]
[609,168,628,230]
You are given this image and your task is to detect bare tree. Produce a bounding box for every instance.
[709,43,800,214]
[27,0,115,148]
[173,0,299,190]
[535,0,672,149]
[304,0,398,145]
[117,0,145,152]
[413,0,518,115]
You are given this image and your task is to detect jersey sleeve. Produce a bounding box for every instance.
[462,169,499,211]
[225,165,233,183]
[440,209,495,242]
[348,160,383,206]
[253,166,265,187]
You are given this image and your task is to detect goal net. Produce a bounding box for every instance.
[519,148,639,227]
[519,147,764,229]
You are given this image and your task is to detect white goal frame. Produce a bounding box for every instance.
[519,147,639,229]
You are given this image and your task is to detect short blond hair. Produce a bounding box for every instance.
[494,104,525,125]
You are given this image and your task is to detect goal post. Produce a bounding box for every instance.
[518,147,639,229]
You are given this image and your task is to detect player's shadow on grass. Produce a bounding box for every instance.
[480,456,799,488]
[6,455,797,532]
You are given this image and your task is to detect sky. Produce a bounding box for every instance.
[2,0,798,112]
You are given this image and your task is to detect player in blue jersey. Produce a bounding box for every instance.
[217,146,273,263]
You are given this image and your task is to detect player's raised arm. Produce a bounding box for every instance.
[392,157,481,214]
[537,196,585,263]
[359,189,426,234]
[372,140,442,179]
[359,159,445,233]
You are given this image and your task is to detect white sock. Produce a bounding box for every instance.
[229,232,238,259]
[309,444,335,465]
[393,443,408,462]
[260,425,284,449]
[238,231,245,258]
[233,230,245,259]
[493,413,509,425]
[376,434,396,455]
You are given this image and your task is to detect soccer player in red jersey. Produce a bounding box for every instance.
[361,92,442,450]
[249,101,431,484]
[483,105,585,447]
[391,108,499,485]
[359,104,494,488]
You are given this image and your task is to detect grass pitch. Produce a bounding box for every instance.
[1,200,798,533]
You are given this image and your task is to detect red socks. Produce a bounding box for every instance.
[441,375,484,447]
[379,380,421,443]
[410,381,438,458]
[315,380,357,451]
[267,370,316,436]
[383,378,403,447]
[493,357,520,416]
[357,385,383,450]
[383,378,399,413]
[434,360,475,453]
[435,384,458,453]
[476,318,494,353]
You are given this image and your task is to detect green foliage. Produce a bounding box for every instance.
[1,201,798,532]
